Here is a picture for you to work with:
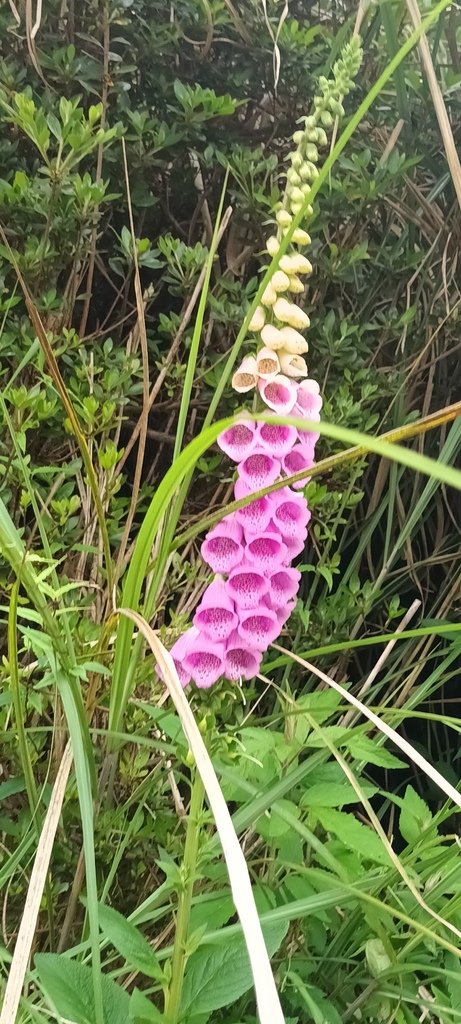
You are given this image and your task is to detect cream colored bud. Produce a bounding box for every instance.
[279,255,295,274]
[279,352,308,378]
[256,346,280,380]
[290,202,303,216]
[274,299,310,330]
[276,209,292,228]
[261,324,285,350]
[278,326,309,354]
[287,275,304,294]
[248,306,266,332]
[289,186,304,203]
[261,284,277,306]
[292,228,311,245]
[289,254,313,275]
[266,236,280,256]
[271,269,291,292]
[291,152,303,170]
[292,130,304,144]
[287,168,301,186]
[232,356,257,393]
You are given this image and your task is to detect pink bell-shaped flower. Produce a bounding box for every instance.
[275,598,296,629]
[271,490,311,539]
[239,450,281,490]
[217,420,258,462]
[201,517,244,574]
[267,567,301,609]
[193,579,238,642]
[165,626,200,687]
[283,530,308,559]
[224,631,262,681]
[237,605,279,651]
[258,374,297,415]
[256,421,298,458]
[234,477,273,534]
[245,531,288,572]
[183,636,226,688]
[227,562,269,610]
[282,443,315,490]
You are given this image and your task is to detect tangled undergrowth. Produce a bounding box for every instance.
[0,2,461,1023]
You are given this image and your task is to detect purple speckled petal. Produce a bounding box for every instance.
[217,420,258,462]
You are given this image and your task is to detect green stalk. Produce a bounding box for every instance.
[165,771,205,1023]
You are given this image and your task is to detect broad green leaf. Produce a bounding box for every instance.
[315,809,391,866]
[98,902,163,980]
[180,919,288,1015]
[35,953,130,1024]
[301,781,378,807]
[345,736,406,769]
[399,786,433,845]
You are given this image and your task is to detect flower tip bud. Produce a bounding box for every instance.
[276,209,292,229]
[248,305,265,332]
[266,235,280,256]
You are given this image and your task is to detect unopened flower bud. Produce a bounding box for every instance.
[316,128,328,146]
[273,298,310,331]
[266,236,280,256]
[289,254,313,275]
[305,144,319,163]
[292,130,304,144]
[278,325,309,354]
[261,284,277,306]
[287,275,304,294]
[261,324,285,350]
[279,352,308,377]
[290,202,303,216]
[287,168,301,186]
[321,110,333,127]
[276,209,292,228]
[289,186,304,204]
[291,152,303,170]
[304,116,316,129]
[248,306,265,332]
[292,228,311,245]
[271,270,291,292]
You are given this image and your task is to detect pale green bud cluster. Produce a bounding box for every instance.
[232,38,362,391]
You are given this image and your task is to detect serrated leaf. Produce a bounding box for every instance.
[315,809,391,866]
[180,919,288,1015]
[399,786,433,845]
[301,781,378,807]
[35,953,130,1024]
[345,735,406,769]
[98,902,163,980]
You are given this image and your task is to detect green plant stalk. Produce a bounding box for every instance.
[201,0,452,428]
[165,771,205,1023]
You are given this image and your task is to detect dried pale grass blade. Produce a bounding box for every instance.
[0,744,73,1024]
[406,0,461,211]
[117,607,286,1024]
[274,643,461,813]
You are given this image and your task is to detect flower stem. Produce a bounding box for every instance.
[165,770,205,1023]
